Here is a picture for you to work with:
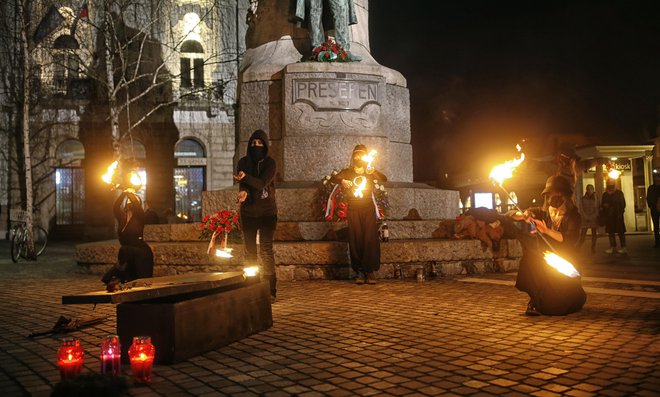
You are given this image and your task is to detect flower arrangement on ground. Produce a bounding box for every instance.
[198,210,241,254]
[319,170,389,222]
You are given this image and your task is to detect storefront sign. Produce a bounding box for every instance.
[586,159,631,173]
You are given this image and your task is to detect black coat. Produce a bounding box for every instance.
[601,189,626,234]
[237,130,277,218]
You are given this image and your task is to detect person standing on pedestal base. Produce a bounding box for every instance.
[235,130,278,302]
[332,145,387,284]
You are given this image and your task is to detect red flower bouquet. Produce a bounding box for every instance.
[199,210,240,255]
[309,38,350,62]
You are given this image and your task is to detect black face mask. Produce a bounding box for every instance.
[249,146,266,161]
[548,196,564,208]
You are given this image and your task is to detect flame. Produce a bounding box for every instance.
[361,149,377,170]
[353,175,367,198]
[608,168,621,180]
[129,171,142,188]
[139,352,147,361]
[543,251,580,278]
[102,161,119,185]
[67,353,73,360]
[489,145,525,185]
[244,266,259,277]
[215,248,233,258]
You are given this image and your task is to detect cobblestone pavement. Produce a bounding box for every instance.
[0,236,658,397]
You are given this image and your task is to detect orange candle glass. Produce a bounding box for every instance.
[100,335,121,376]
[57,338,84,381]
[128,336,155,384]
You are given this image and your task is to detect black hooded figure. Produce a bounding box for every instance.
[331,145,387,284]
[235,130,278,301]
[511,175,586,316]
[102,191,154,285]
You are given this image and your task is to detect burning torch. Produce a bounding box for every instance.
[102,160,143,192]
[488,145,579,277]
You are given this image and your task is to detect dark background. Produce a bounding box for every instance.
[370,0,660,184]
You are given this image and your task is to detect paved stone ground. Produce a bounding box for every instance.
[0,236,658,397]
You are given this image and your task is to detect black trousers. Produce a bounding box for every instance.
[347,204,381,274]
[651,210,660,246]
[241,214,277,296]
[102,242,154,283]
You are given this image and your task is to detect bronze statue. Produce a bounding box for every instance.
[291,0,360,60]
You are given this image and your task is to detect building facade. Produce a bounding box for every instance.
[1,0,248,239]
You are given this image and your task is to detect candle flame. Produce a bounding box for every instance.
[353,176,367,198]
[489,145,525,185]
[139,352,147,361]
[608,168,621,180]
[67,353,73,360]
[361,150,377,170]
[244,266,259,277]
[543,251,580,278]
[102,161,119,185]
[215,248,233,258]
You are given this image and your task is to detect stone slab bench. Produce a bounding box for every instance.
[76,239,521,281]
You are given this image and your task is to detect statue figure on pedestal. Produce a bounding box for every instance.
[291,0,361,61]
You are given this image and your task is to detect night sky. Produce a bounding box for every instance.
[370,0,660,184]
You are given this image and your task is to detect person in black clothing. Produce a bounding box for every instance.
[235,130,278,302]
[102,191,154,288]
[143,201,160,224]
[510,175,585,316]
[331,144,387,285]
[646,172,660,248]
[601,179,627,254]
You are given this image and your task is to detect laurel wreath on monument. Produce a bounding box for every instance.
[319,170,389,222]
[309,38,351,62]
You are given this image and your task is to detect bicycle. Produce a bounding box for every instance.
[9,209,48,263]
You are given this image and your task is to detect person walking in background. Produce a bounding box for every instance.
[331,145,387,285]
[235,130,278,302]
[601,179,626,254]
[578,184,599,253]
[647,171,660,248]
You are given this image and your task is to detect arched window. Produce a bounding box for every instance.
[56,139,85,160]
[52,35,79,93]
[120,139,146,159]
[180,39,204,89]
[175,138,205,158]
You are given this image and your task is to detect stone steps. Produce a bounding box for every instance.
[143,219,452,242]
[76,238,521,281]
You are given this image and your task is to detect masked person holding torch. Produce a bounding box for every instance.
[332,145,387,285]
[510,175,585,316]
[102,189,154,290]
[235,130,278,302]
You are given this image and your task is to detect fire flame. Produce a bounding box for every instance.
[244,266,259,277]
[361,150,377,170]
[353,175,367,198]
[543,251,580,278]
[102,161,119,185]
[129,171,142,188]
[489,145,525,185]
[608,168,621,180]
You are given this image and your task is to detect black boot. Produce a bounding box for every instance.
[525,298,541,316]
[267,274,277,303]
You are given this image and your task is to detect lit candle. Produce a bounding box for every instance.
[57,338,84,381]
[128,336,155,384]
[100,335,121,376]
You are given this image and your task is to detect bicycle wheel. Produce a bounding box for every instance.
[33,226,48,256]
[10,227,25,263]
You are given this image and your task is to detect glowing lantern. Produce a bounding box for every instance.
[128,336,155,384]
[100,335,121,376]
[244,266,260,277]
[57,338,84,381]
[543,251,580,278]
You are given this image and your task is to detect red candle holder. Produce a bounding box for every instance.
[128,336,155,384]
[100,335,121,376]
[57,338,84,381]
